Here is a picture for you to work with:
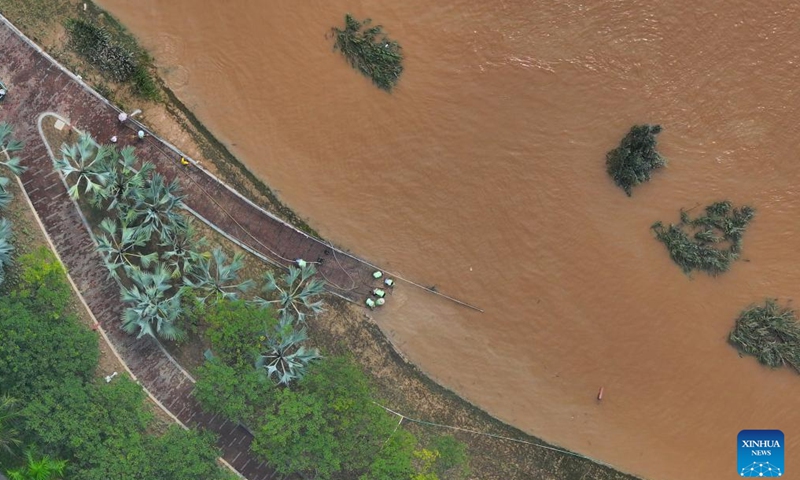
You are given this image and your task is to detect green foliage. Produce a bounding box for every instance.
[13,247,72,318]
[144,426,235,480]
[121,263,184,340]
[0,298,97,400]
[255,321,320,386]
[256,264,325,324]
[184,247,254,305]
[729,299,800,372]
[5,449,67,480]
[204,299,274,366]
[252,356,398,479]
[132,64,160,102]
[430,435,470,479]
[194,360,277,425]
[652,201,755,276]
[66,19,136,82]
[53,134,112,201]
[0,122,27,211]
[361,429,416,480]
[0,219,14,286]
[332,14,403,92]
[0,394,22,457]
[606,124,666,196]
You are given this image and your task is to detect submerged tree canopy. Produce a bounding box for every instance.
[652,201,754,276]
[729,300,800,373]
[606,124,666,196]
[332,14,403,92]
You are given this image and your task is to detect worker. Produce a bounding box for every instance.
[137,130,145,139]
[180,157,190,166]
[0,89,6,100]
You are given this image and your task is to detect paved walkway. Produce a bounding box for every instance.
[0,15,396,480]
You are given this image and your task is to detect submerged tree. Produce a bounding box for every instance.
[652,201,754,276]
[729,300,800,373]
[332,14,403,92]
[606,124,666,196]
[255,264,325,324]
[53,134,112,201]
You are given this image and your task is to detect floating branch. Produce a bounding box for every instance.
[332,14,403,92]
[652,201,754,276]
[606,124,666,196]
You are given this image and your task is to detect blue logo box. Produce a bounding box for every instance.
[738,430,784,477]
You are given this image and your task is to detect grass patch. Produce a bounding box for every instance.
[730,300,800,372]
[652,200,754,276]
[65,15,160,101]
[332,14,403,92]
[606,124,666,196]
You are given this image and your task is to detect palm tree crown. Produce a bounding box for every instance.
[53,134,112,200]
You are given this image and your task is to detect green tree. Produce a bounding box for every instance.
[255,321,320,386]
[251,356,398,479]
[145,426,234,480]
[53,134,112,201]
[0,121,27,210]
[121,264,183,340]
[160,219,204,279]
[194,360,277,425]
[184,247,254,305]
[256,264,325,324]
[204,299,273,366]
[429,435,469,479]
[0,394,21,457]
[361,429,416,480]
[5,449,67,480]
[0,218,14,285]
[130,172,186,239]
[12,247,73,318]
[96,217,157,279]
[0,298,97,399]
[97,146,154,211]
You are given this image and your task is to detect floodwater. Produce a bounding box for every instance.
[94,1,800,478]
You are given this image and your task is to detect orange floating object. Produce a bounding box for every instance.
[597,387,605,401]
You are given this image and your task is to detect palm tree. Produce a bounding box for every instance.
[95,217,157,279]
[0,218,14,286]
[255,320,320,386]
[53,134,112,201]
[6,449,67,480]
[130,172,187,239]
[160,219,205,279]
[121,263,183,341]
[255,265,325,324]
[0,394,21,457]
[183,247,254,304]
[0,122,27,210]
[98,146,154,212]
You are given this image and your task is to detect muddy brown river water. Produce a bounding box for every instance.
[94,1,800,478]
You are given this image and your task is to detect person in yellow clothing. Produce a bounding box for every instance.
[180,157,190,166]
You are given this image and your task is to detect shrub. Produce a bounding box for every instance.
[193,360,276,425]
[652,201,754,276]
[204,299,275,366]
[729,300,800,372]
[332,14,403,92]
[606,124,666,196]
[13,246,72,318]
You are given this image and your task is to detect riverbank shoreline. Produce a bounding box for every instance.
[0,2,640,478]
